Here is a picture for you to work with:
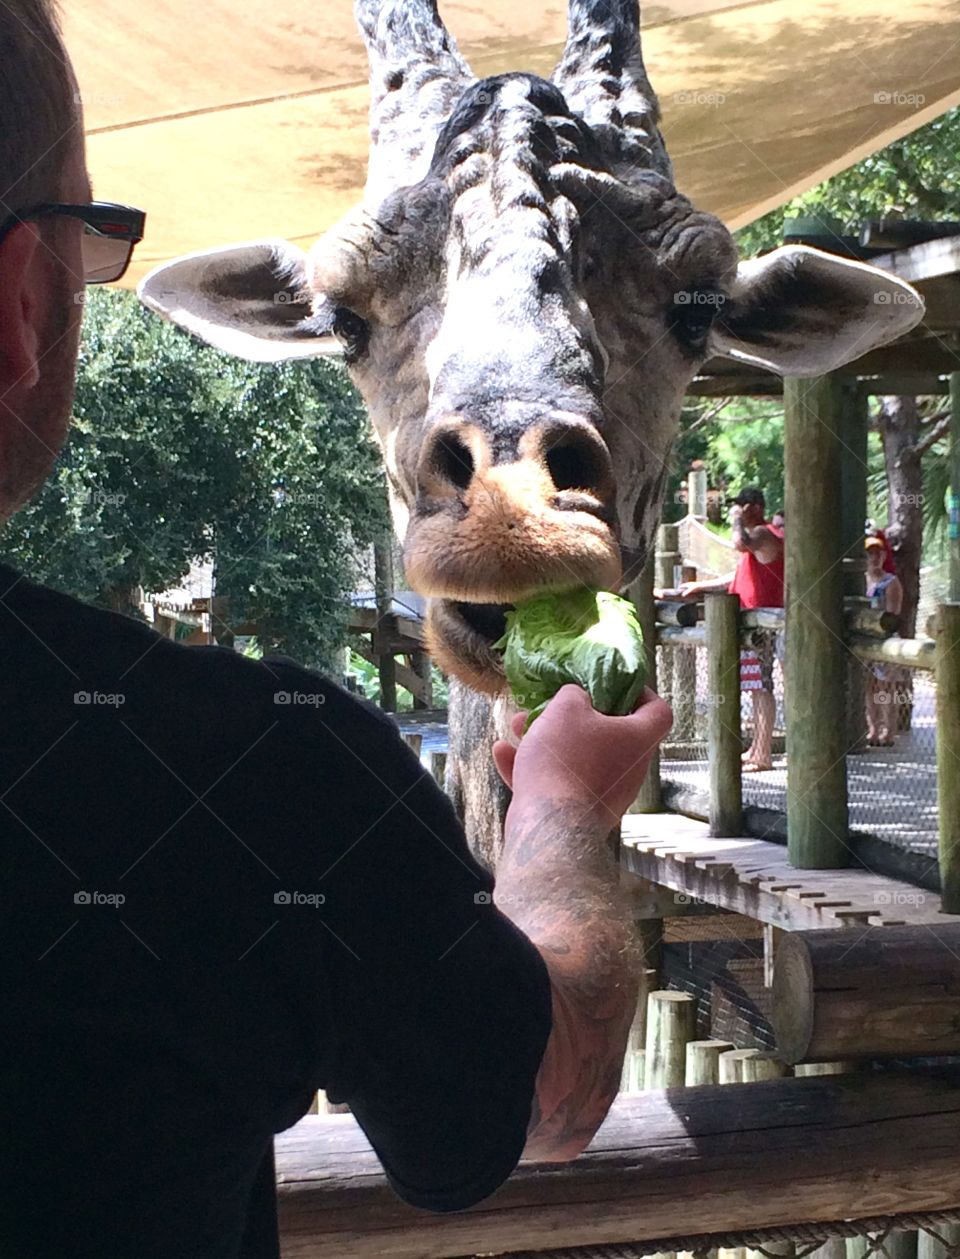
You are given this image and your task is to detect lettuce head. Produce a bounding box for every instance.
[494,589,647,725]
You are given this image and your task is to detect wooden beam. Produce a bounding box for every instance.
[872,233,960,285]
[773,926,960,1063]
[851,635,936,669]
[276,1070,960,1259]
[784,375,850,867]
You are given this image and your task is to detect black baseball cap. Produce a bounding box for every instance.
[727,486,766,508]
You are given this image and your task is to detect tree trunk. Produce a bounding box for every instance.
[877,395,923,733]
[877,395,922,638]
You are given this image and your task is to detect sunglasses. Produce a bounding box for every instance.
[0,201,146,284]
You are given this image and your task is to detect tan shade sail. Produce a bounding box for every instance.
[62,0,960,287]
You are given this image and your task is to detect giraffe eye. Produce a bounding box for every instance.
[332,307,370,363]
[672,289,727,352]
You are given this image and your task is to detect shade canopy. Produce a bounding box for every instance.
[64,0,960,287]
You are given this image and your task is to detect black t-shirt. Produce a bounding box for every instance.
[0,563,552,1259]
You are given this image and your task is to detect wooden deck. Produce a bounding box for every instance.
[620,813,960,930]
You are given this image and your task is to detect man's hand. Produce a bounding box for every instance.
[493,685,672,826]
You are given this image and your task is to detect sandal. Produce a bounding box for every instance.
[742,760,773,773]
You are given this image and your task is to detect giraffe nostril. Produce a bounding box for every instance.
[430,432,475,493]
[547,440,598,493]
[542,426,614,500]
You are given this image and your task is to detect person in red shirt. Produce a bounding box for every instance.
[678,487,784,771]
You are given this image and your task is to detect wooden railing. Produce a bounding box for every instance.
[647,595,959,909]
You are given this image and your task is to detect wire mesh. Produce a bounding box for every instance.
[655,630,940,863]
[655,640,711,799]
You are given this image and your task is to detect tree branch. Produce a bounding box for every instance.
[909,413,952,459]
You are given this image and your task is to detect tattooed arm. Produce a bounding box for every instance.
[492,685,673,1161]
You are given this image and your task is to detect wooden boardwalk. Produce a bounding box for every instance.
[621,813,959,930]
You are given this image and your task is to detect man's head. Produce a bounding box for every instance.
[0,0,88,520]
[730,485,766,527]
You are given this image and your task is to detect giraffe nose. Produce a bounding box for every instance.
[417,417,615,506]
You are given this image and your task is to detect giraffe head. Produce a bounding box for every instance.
[139,0,922,694]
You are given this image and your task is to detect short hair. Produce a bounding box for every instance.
[0,1,76,212]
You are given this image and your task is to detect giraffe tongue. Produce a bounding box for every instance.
[454,602,513,644]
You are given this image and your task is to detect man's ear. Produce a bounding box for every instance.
[0,224,44,390]
[711,245,924,376]
[137,240,342,362]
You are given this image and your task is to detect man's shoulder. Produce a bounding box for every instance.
[0,563,395,743]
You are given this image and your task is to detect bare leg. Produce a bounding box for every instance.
[748,689,775,769]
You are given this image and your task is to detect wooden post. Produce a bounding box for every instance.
[402,732,422,761]
[741,1047,794,1259]
[620,968,655,1094]
[656,522,681,591]
[936,603,960,914]
[706,592,742,836]
[784,375,850,867]
[949,375,960,602]
[740,1050,789,1082]
[719,1048,756,1084]
[689,466,709,519]
[842,389,870,755]
[429,750,447,789]
[410,649,432,710]
[685,1040,734,1086]
[630,559,662,813]
[373,540,397,713]
[644,991,697,1088]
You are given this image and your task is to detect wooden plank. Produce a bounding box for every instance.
[620,815,960,930]
[276,1070,960,1259]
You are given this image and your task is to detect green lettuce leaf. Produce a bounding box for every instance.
[494,589,647,725]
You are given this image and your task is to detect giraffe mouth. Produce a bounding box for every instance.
[454,601,514,644]
[424,599,516,695]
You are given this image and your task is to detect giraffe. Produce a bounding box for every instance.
[139,0,923,867]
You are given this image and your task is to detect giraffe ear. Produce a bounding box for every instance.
[711,245,924,377]
[137,240,341,362]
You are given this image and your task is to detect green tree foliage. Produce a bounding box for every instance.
[737,106,960,255]
[0,288,389,669]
